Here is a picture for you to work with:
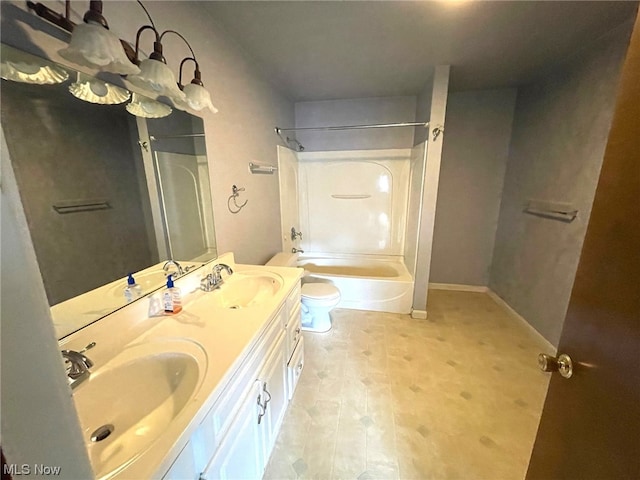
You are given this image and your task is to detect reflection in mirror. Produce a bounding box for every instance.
[0,43,217,339]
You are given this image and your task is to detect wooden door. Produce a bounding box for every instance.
[526,12,640,480]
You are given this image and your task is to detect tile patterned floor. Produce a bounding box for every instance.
[264,290,551,480]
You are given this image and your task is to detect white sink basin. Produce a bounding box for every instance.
[210,271,284,309]
[72,339,207,479]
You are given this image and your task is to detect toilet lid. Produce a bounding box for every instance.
[302,283,340,300]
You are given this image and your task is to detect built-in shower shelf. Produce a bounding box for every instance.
[330,194,371,199]
[52,199,111,214]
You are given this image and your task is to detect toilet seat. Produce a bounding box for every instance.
[301,283,341,302]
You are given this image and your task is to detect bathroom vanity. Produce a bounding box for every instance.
[58,253,303,480]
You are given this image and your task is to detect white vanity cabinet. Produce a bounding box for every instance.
[163,279,302,480]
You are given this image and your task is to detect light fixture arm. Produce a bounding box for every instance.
[83,1,108,29]
[136,0,156,31]
[26,0,75,32]
[160,30,203,87]
[159,30,197,59]
[178,57,203,87]
[134,24,163,64]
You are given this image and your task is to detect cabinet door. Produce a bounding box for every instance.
[201,381,263,480]
[258,331,288,463]
[287,336,305,400]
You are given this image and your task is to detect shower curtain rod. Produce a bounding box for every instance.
[275,121,429,134]
[149,133,205,141]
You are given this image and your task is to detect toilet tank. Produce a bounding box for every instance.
[266,252,299,267]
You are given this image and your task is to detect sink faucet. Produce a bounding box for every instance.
[163,260,185,277]
[61,346,94,389]
[201,263,234,292]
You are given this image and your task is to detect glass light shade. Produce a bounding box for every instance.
[59,22,140,75]
[126,93,172,118]
[69,73,131,104]
[126,58,186,103]
[182,83,218,113]
[1,61,69,85]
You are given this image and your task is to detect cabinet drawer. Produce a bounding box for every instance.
[287,336,304,400]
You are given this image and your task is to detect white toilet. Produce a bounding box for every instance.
[266,253,341,333]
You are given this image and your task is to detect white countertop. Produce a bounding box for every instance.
[59,253,303,480]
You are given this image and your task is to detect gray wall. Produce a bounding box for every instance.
[430,88,516,286]
[1,80,154,305]
[489,23,633,346]
[294,96,417,151]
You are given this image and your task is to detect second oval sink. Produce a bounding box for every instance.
[211,272,284,309]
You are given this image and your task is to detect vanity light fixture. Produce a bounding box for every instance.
[27,0,216,112]
[125,1,186,105]
[69,72,131,105]
[167,32,218,113]
[26,1,141,75]
[127,3,216,112]
[0,60,69,85]
[126,92,172,119]
[177,56,218,113]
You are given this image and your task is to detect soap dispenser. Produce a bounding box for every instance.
[163,274,182,314]
[124,273,142,303]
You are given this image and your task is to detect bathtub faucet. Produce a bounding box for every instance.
[292,248,304,254]
[290,227,303,241]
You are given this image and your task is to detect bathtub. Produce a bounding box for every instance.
[297,254,414,314]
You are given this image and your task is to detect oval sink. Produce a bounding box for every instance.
[72,339,207,479]
[211,271,284,309]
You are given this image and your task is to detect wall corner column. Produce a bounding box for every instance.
[412,65,450,317]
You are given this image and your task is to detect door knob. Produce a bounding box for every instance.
[538,353,573,379]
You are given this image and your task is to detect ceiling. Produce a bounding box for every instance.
[203,1,638,102]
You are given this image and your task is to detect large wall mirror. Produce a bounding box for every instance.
[1,43,217,339]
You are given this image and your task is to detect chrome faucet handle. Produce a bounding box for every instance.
[62,350,93,376]
[163,260,185,276]
[61,348,94,389]
[292,248,304,254]
[201,264,234,291]
[200,273,217,292]
[212,264,233,283]
[212,263,234,277]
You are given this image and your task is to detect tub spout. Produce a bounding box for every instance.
[292,248,304,254]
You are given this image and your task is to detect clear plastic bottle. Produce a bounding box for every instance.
[124,273,142,303]
[163,274,182,314]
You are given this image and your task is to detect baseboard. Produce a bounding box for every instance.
[429,283,488,293]
[486,289,557,355]
[411,309,427,319]
[425,283,557,354]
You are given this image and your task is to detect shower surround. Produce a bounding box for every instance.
[279,147,427,314]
